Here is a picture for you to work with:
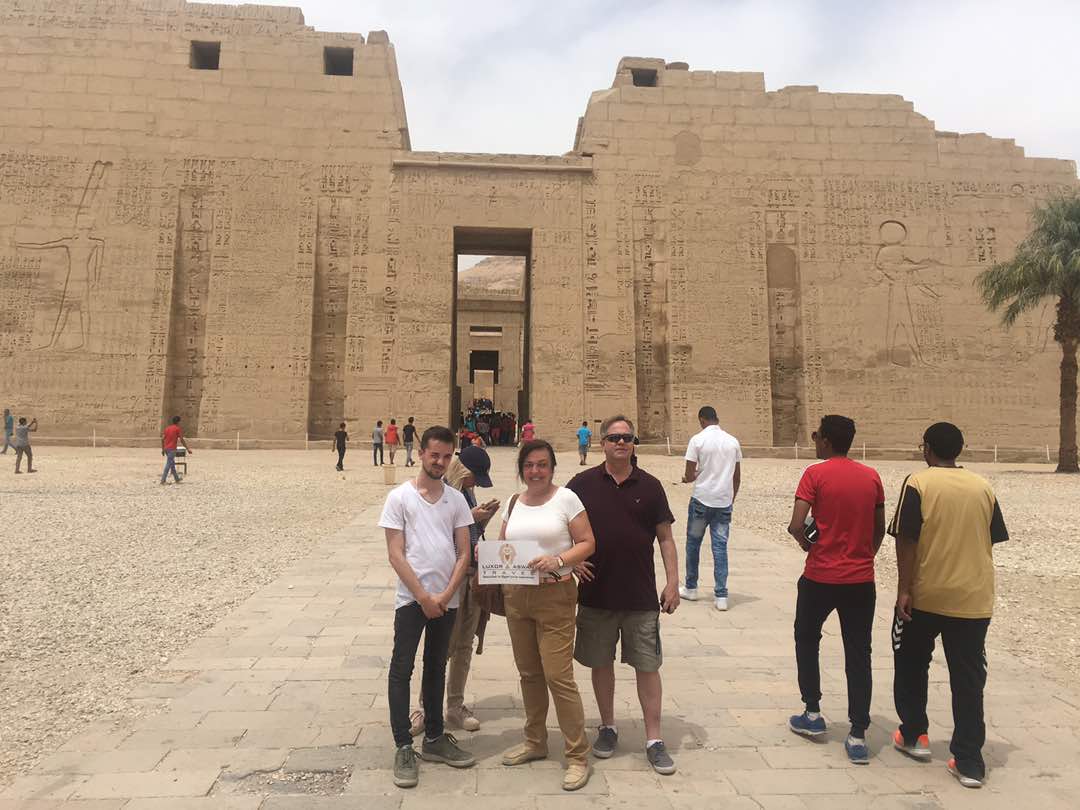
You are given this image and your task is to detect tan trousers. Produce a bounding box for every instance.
[446,572,483,710]
[504,578,589,765]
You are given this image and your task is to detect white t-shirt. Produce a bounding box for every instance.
[685,424,743,508]
[502,486,585,578]
[379,480,474,610]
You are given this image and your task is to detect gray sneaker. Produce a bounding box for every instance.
[420,733,476,768]
[646,741,676,775]
[393,745,418,788]
[592,726,618,759]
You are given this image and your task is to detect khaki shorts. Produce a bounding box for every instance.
[574,606,662,672]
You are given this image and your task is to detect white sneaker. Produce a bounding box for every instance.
[679,586,698,601]
[714,597,729,611]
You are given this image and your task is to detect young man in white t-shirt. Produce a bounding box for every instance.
[379,426,476,788]
[680,405,742,611]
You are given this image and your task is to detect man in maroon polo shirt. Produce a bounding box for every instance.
[567,415,680,776]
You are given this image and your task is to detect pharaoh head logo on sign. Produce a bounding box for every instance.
[499,543,517,568]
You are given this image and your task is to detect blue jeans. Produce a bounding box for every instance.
[161,449,180,483]
[685,497,732,597]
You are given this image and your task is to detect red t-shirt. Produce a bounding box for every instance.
[795,457,884,584]
[162,424,182,451]
[521,423,535,441]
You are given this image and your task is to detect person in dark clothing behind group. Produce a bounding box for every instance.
[334,422,348,471]
[785,415,885,764]
[403,417,419,466]
[888,422,1008,789]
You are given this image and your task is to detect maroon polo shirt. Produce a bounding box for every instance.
[567,463,675,612]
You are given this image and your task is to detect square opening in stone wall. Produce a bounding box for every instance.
[324,47,354,76]
[189,41,220,70]
[631,68,658,87]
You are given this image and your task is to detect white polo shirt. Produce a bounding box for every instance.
[685,424,743,508]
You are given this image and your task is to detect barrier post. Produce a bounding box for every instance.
[862,442,866,461]
[305,432,309,451]
[1047,445,1051,462]
[92,427,96,448]
[794,442,799,460]
[994,444,998,463]
[665,436,671,455]
[236,431,240,451]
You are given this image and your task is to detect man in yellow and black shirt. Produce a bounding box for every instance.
[887,422,1008,789]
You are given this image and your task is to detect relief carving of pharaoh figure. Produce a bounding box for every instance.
[873,220,944,367]
[15,161,111,352]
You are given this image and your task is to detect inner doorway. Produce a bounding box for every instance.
[452,227,530,441]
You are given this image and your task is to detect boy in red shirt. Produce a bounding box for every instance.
[161,415,191,485]
[785,415,885,764]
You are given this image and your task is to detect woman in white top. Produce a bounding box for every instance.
[498,439,596,791]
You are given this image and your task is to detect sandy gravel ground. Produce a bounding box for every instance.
[1,446,1076,788]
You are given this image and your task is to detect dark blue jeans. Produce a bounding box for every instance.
[684,497,732,597]
[160,449,180,483]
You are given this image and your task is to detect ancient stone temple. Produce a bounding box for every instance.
[0,0,1076,448]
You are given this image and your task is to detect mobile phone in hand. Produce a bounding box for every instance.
[803,515,819,544]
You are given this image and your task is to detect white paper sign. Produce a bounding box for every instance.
[477,540,542,586]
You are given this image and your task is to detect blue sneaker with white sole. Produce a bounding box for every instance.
[788,711,827,737]
[844,735,870,764]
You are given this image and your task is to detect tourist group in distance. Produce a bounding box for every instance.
[378,407,1007,791]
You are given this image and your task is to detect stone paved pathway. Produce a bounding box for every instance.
[5,471,1079,809]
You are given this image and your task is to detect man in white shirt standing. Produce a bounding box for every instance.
[680,406,742,611]
[380,425,477,788]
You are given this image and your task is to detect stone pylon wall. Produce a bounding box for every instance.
[0,3,1076,447]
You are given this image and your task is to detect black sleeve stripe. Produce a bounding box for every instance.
[990,498,1009,544]
[889,475,923,541]
[887,474,912,537]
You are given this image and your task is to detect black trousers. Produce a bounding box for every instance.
[336,447,345,468]
[794,576,875,737]
[373,443,384,465]
[388,601,457,747]
[893,608,990,779]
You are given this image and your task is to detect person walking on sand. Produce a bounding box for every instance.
[13,416,37,474]
[160,415,190,484]
[576,420,592,465]
[386,418,401,465]
[2,408,13,454]
[888,422,1009,789]
[334,422,348,471]
[403,417,418,466]
[785,415,885,765]
[373,420,385,466]
[380,426,477,788]
[680,405,741,611]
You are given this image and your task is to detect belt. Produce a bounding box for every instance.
[539,572,574,586]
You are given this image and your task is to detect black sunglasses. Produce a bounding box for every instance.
[603,433,635,444]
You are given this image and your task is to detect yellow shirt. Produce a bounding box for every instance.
[888,466,1008,619]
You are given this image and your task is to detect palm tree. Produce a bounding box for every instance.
[976,193,1080,473]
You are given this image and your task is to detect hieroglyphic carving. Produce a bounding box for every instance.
[0,255,41,355]
[163,186,213,426]
[765,243,802,444]
[628,176,670,440]
[582,192,601,387]
[309,193,352,436]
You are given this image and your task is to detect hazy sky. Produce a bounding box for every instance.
[229,0,1078,167]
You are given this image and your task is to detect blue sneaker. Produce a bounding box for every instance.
[788,711,827,737]
[845,735,869,764]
